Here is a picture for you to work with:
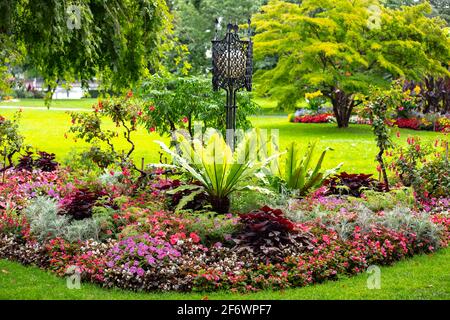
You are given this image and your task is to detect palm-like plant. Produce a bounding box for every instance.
[283,141,341,196]
[155,129,279,213]
[260,140,342,197]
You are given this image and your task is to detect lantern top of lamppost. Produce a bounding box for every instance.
[211,18,253,92]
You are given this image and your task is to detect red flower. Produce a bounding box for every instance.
[149,105,155,111]
[396,131,400,138]
[149,127,156,133]
[122,167,130,177]
[126,90,133,98]
[182,117,188,123]
[190,232,201,243]
[137,111,142,116]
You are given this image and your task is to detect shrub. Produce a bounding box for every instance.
[388,137,449,198]
[232,206,314,263]
[324,172,387,197]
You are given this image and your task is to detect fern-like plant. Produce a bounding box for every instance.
[156,129,279,214]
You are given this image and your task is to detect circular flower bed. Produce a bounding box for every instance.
[1,168,449,293]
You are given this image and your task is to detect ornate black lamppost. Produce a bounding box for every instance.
[212,19,253,150]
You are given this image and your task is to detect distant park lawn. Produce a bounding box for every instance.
[0,98,443,174]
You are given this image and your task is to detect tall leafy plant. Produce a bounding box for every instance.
[282,142,341,196]
[156,129,278,213]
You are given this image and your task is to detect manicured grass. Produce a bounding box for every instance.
[0,98,97,110]
[0,100,444,174]
[1,248,449,300]
[252,117,443,174]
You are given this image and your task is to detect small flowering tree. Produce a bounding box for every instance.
[365,86,401,191]
[0,111,24,170]
[67,93,142,171]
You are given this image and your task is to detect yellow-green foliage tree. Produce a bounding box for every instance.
[252,0,450,127]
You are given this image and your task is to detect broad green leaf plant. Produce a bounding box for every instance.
[260,140,342,197]
[155,129,279,213]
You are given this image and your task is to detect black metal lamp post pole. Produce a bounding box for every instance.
[212,20,253,150]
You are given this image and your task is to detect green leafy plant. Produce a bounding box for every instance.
[156,129,278,214]
[265,141,341,197]
[68,94,142,171]
[139,75,259,146]
[0,111,24,169]
[388,137,449,198]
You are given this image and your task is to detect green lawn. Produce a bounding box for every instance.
[0,98,448,300]
[1,248,449,299]
[0,98,97,110]
[0,98,443,174]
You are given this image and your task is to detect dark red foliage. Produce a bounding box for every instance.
[60,188,102,220]
[15,151,59,172]
[232,206,314,263]
[34,152,58,172]
[15,151,34,171]
[324,172,387,197]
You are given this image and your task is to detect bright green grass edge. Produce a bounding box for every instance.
[1,247,449,300]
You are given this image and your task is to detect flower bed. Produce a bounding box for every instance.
[287,110,449,133]
[1,167,449,293]
[289,113,335,123]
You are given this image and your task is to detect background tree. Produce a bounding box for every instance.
[385,0,450,24]
[139,74,259,146]
[0,0,171,97]
[252,0,450,127]
[172,0,264,74]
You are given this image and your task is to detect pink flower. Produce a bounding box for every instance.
[190,232,201,243]
[182,117,188,123]
[322,234,330,245]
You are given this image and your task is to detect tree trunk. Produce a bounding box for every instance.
[209,195,230,214]
[330,89,353,128]
[376,149,390,192]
